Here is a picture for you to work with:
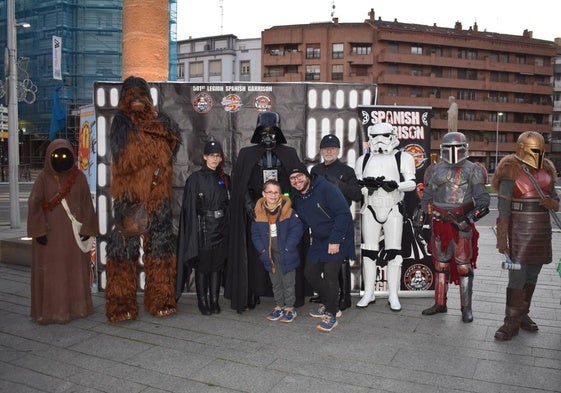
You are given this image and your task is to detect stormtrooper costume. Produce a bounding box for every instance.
[354,122,416,311]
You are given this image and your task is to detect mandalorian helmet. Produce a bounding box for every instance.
[50,147,74,173]
[250,111,287,147]
[440,132,468,165]
[367,122,399,154]
[515,131,544,169]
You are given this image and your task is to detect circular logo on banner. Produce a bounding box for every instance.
[404,143,427,169]
[403,263,433,291]
[192,92,213,113]
[254,95,272,111]
[221,94,242,112]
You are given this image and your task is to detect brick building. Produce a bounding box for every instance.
[262,9,559,171]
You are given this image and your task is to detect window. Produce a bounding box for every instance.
[388,64,399,74]
[410,66,422,76]
[332,64,343,80]
[332,43,344,59]
[177,63,185,79]
[467,49,477,60]
[516,54,526,64]
[351,43,371,55]
[388,43,398,53]
[240,61,250,76]
[209,60,221,76]
[457,69,477,80]
[285,65,298,74]
[387,86,398,96]
[351,65,368,77]
[305,65,320,80]
[456,90,476,101]
[431,67,443,77]
[266,66,284,77]
[306,44,320,59]
[285,44,298,52]
[189,61,203,78]
[410,87,422,97]
[411,45,422,55]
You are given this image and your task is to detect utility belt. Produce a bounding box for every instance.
[431,202,473,222]
[511,199,546,213]
[198,209,224,219]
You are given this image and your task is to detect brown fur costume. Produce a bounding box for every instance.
[105,76,181,322]
[492,154,557,192]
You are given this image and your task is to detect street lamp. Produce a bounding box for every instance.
[494,112,504,173]
[7,0,30,228]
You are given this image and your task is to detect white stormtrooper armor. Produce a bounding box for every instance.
[355,122,416,311]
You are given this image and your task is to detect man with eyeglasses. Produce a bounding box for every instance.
[289,162,355,332]
[310,134,362,311]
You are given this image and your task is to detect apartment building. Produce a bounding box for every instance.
[262,9,559,171]
[176,34,261,82]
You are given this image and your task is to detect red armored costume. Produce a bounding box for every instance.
[493,131,559,340]
[105,76,181,322]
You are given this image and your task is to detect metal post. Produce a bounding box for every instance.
[7,0,20,228]
[494,112,503,173]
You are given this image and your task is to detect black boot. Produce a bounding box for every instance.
[247,292,260,309]
[195,271,211,316]
[209,271,222,314]
[338,260,352,311]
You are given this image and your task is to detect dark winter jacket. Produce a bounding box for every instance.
[310,159,362,206]
[251,196,304,274]
[292,175,355,263]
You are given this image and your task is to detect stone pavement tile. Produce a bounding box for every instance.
[268,374,373,393]
[474,358,561,391]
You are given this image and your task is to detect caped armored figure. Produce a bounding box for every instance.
[355,122,416,311]
[420,132,490,322]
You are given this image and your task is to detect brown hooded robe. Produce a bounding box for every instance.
[27,139,99,324]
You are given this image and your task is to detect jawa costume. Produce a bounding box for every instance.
[105,76,181,322]
[28,139,99,324]
[176,141,231,315]
[493,131,559,340]
[224,111,304,313]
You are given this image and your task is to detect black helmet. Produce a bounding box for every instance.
[250,111,287,144]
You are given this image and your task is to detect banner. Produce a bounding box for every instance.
[52,36,62,80]
[93,81,376,292]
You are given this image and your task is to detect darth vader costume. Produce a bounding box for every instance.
[224,111,305,313]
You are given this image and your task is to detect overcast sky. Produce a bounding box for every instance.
[177,0,560,42]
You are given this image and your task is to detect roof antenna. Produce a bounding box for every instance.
[219,0,224,35]
[331,0,336,20]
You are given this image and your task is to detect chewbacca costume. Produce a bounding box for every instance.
[105,76,181,322]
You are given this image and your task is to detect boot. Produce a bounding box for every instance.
[520,283,538,332]
[387,256,402,312]
[459,272,473,323]
[422,271,448,315]
[338,260,352,310]
[495,287,525,340]
[356,257,377,308]
[209,271,222,314]
[195,271,211,316]
[247,292,260,309]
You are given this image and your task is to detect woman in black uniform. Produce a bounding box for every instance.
[176,141,230,315]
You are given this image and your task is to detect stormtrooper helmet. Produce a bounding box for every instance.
[440,132,469,165]
[367,122,399,154]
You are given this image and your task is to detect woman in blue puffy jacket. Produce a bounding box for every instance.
[251,180,304,323]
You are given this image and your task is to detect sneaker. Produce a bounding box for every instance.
[309,304,342,318]
[316,312,338,332]
[266,307,284,321]
[280,309,297,323]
